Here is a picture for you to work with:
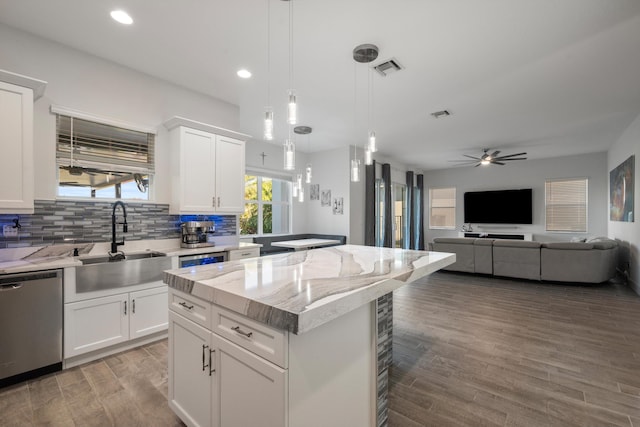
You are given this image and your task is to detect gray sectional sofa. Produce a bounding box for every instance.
[431,237,618,283]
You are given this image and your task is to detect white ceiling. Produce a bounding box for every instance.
[2,0,640,170]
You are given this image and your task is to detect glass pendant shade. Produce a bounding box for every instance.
[368,130,377,152]
[305,164,312,183]
[296,173,302,189]
[284,139,295,170]
[263,108,274,140]
[298,185,304,202]
[351,159,361,182]
[364,148,373,166]
[292,181,298,197]
[287,91,297,125]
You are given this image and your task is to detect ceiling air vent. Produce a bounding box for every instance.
[373,58,403,76]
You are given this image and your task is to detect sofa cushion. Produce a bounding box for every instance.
[473,239,494,274]
[493,240,541,248]
[433,237,475,245]
[541,242,594,250]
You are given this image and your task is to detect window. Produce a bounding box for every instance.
[240,173,291,236]
[545,178,588,232]
[54,108,155,200]
[429,187,456,229]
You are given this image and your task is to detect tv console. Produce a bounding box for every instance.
[458,232,533,241]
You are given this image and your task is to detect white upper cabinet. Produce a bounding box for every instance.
[0,71,46,214]
[165,117,249,215]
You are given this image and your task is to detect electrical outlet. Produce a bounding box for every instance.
[2,224,19,237]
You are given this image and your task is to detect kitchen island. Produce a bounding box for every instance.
[164,245,454,427]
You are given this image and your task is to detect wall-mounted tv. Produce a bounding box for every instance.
[464,188,533,224]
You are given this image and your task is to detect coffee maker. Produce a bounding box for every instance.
[180,221,216,248]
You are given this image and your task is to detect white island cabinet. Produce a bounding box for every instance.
[164,117,250,215]
[165,245,456,427]
[0,70,46,214]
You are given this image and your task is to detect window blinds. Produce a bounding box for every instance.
[545,178,588,232]
[55,114,155,174]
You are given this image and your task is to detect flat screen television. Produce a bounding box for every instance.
[464,188,533,224]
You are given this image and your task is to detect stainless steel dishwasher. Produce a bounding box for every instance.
[0,269,63,387]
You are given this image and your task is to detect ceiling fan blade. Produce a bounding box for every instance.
[463,155,481,160]
[495,152,527,159]
[493,161,506,165]
[489,150,501,158]
[496,157,527,161]
[448,159,480,163]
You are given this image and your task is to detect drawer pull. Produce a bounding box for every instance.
[231,326,253,338]
[179,301,194,310]
[202,344,209,371]
[241,252,251,256]
[209,349,215,375]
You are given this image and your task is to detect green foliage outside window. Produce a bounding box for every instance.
[240,175,275,235]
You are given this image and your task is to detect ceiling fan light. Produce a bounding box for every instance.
[480,160,490,166]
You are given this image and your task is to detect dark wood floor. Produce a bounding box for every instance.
[388,272,640,427]
[2,272,639,426]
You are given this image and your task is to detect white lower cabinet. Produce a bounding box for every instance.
[64,286,168,358]
[169,311,287,427]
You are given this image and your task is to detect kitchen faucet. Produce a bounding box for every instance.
[110,201,128,255]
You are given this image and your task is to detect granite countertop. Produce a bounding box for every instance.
[164,244,455,334]
[0,241,261,275]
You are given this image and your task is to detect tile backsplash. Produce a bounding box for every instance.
[0,200,236,249]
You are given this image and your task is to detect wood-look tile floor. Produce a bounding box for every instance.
[0,340,184,427]
[2,272,639,426]
[388,272,640,427]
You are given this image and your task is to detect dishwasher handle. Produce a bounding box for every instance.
[0,283,23,291]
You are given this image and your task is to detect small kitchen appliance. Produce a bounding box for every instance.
[180,221,215,248]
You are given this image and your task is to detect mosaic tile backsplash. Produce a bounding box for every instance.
[0,200,236,249]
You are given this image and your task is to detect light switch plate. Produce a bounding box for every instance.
[2,224,19,237]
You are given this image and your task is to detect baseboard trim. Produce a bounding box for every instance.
[63,331,167,369]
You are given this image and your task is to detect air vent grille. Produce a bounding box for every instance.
[373,58,403,76]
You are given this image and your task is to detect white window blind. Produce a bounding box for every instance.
[545,178,588,232]
[429,187,456,229]
[55,114,155,174]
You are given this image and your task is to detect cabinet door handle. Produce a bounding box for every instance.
[132,299,135,314]
[202,344,209,372]
[209,349,215,376]
[124,301,127,315]
[231,326,253,338]
[212,196,215,207]
[179,301,194,310]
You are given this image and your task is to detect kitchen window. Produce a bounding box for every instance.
[429,187,456,229]
[54,106,155,200]
[240,172,291,236]
[545,178,588,232]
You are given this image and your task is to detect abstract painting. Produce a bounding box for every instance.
[310,184,320,201]
[610,155,634,222]
[333,197,344,215]
[321,189,331,207]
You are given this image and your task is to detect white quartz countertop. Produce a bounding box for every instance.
[0,241,261,275]
[164,245,455,334]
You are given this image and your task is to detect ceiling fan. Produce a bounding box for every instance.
[450,148,527,167]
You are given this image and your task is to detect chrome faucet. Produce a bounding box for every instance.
[111,201,128,254]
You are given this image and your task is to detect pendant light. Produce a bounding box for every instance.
[286,0,297,125]
[367,65,377,153]
[296,173,304,202]
[263,0,274,140]
[294,125,312,183]
[352,44,379,181]
[283,135,295,170]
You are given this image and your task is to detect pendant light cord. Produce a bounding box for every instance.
[266,0,270,105]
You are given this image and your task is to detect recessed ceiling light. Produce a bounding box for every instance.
[110,10,133,25]
[237,69,252,79]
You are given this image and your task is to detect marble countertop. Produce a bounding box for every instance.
[0,240,261,275]
[164,245,455,334]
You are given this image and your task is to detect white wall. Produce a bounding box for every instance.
[304,146,352,240]
[423,152,609,243]
[0,24,239,204]
[608,113,640,294]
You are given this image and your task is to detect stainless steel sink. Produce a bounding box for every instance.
[76,252,171,293]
